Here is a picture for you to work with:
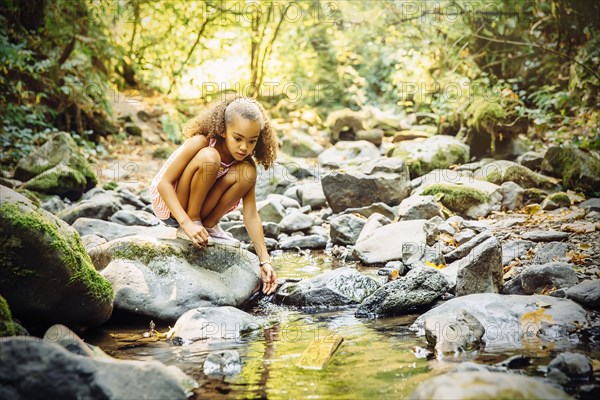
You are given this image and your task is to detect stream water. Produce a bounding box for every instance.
[84,251,597,399]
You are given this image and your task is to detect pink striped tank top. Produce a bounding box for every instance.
[149,137,238,220]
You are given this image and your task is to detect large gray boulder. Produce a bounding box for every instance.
[411,293,588,346]
[353,220,430,265]
[14,131,97,200]
[274,268,380,307]
[321,157,411,213]
[520,262,579,294]
[409,371,571,400]
[355,267,449,318]
[0,186,113,327]
[96,233,261,320]
[170,306,263,343]
[0,336,193,400]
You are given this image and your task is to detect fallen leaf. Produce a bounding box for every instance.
[388,269,400,282]
[520,308,555,339]
[425,261,446,270]
[540,286,557,295]
[566,250,590,265]
[535,300,551,308]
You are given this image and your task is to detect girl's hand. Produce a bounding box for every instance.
[182,220,209,249]
[260,263,277,295]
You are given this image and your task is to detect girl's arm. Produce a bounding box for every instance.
[242,183,278,295]
[157,135,209,244]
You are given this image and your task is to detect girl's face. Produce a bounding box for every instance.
[224,116,261,161]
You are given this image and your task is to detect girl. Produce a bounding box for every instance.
[149,96,278,295]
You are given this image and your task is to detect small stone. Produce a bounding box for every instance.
[521,230,570,242]
[454,229,476,245]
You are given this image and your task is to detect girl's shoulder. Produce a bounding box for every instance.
[185,134,209,149]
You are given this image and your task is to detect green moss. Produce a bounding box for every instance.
[523,188,548,205]
[113,242,181,265]
[0,202,113,303]
[15,188,42,207]
[547,192,571,207]
[545,146,600,194]
[103,181,118,190]
[0,295,20,337]
[422,184,490,214]
[393,145,468,179]
[483,163,556,189]
[22,164,87,196]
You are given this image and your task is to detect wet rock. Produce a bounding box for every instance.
[171,307,262,343]
[520,262,578,294]
[340,202,397,220]
[542,145,600,194]
[0,186,113,327]
[541,192,571,210]
[329,213,366,246]
[517,151,545,171]
[355,212,392,243]
[317,140,378,167]
[454,229,476,245]
[14,132,97,199]
[353,220,429,265]
[565,280,600,309]
[262,222,281,239]
[445,231,492,263]
[296,182,327,209]
[279,212,315,233]
[98,234,261,320]
[109,209,161,226]
[388,135,470,178]
[397,195,443,221]
[321,157,411,213]
[531,242,571,264]
[0,337,192,400]
[475,160,560,191]
[73,217,163,242]
[40,195,68,215]
[278,234,328,250]
[409,371,571,400]
[355,267,449,318]
[453,237,503,296]
[203,350,242,376]
[281,129,324,157]
[411,293,588,346]
[274,268,380,307]
[58,193,122,225]
[424,309,485,355]
[500,181,524,211]
[547,352,592,381]
[521,230,569,242]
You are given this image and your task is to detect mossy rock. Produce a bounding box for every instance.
[422,183,490,217]
[389,135,470,179]
[541,192,571,210]
[0,185,113,327]
[14,131,97,200]
[476,160,560,190]
[14,188,42,207]
[542,146,600,195]
[21,163,88,200]
[0,295,27,337]
[523,188,548,205]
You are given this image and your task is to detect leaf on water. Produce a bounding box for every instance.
[425,261,446,270]
[520,308,555,339]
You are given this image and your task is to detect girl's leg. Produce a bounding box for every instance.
[201,161,256,227]
[175,147,220,220]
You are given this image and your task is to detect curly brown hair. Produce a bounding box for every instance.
[182,96,278,169]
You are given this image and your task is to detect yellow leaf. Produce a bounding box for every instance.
[388,269,400,282]
[425,261,446,270]
[438,233,457,247]
[520,308,555,339]
[523,204,541,215]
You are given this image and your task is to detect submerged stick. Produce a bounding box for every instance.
[296,334,343,370]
